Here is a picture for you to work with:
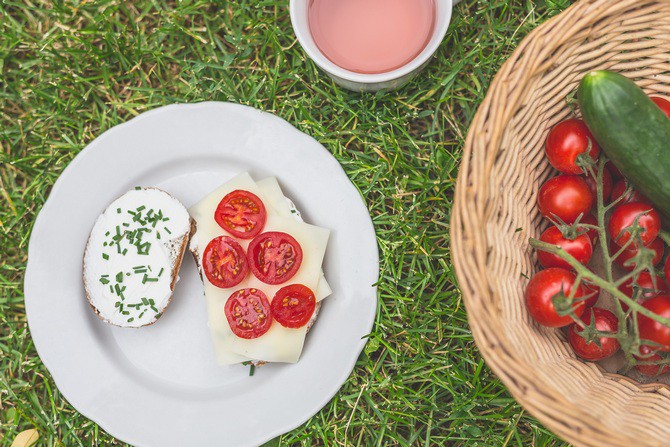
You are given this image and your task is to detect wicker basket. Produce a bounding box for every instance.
[450,1,670,446]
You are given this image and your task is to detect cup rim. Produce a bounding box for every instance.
[289,0,453,85]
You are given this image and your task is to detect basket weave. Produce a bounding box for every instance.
[450,1,670,446]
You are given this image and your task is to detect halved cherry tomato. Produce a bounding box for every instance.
[545,119,600,174]
[567,308,620,361]
[224,288,272,339]
[609,202,661,247]
[215,190,267,239]
[637,295,670,351]
[613,238,664,271]
[271,284,316,328]
[610,180,650,206]
[635,345,670,377]
[651,96,670,118]
[203,236,249,288]
[537,226,592,270]
[248,232,303,285]
[618,271,669,300]
[584,167,612,202]
[538,175,594,224]
[525,268,586,327]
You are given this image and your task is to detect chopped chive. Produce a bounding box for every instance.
[99,277,110,285]
[135,186,141,190]
[105,231,110,236]
[127,317,134,322]
[158,268,164,277]
[117,208,121,214]
[116,272,124,283]
[136,205,146,212]
[164,227,172,234]
[249,365,255,376]
[102,253,109,260]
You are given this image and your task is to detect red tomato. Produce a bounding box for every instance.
[545,119,600,174]
[537,226,593,270]
[637,295,670,350]
[651,96,670,118]
[584,167,612,202]
[609,202,661,247]
[606,161,623,180]
[215,190,267,239]
[665,257,670,289]
[613,238,664,271]
[577,213,599,245]
[582,278,601,308]
[525,268,586,327]
[224,288,273,339]
[538,175,594,224]
[203,236,249,288]
[567,308,620,361]
[247,232,303,285]
[610,180,650,205]
[618,271,669,300]
[271,284,316,328]
[634,345,670,377]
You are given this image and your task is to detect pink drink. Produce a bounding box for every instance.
[308,0,436,75]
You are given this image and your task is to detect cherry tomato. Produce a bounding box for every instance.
[618,271,669,300]
[224,288,273,339]
[582,277,601,308]
[247,232,303,285]
[606,161,623,180]
[637,295,670,350]
[538,175,594,224]
[215,190,267,239]
[567,308,620,361]
[584,167,612,202]
[537,226,593,270]
[665,258,670,289]
[613,238,664,271]
[609,202,661,247]
[271,284,316,328]
[634,345,670,377]
[610,180,650,206]
[545,119,600,174]
[525,268,586,327]
[577,213,599,245]
[203,236,249,288]
[651,96,670,118]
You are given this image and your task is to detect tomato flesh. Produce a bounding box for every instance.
[271,284,316,328]
[224,288,273,339]
[248,232,303,285]
[215,190,267,239]
[525,268,586,328]
[203,236,249,288]
[567,308,619,361]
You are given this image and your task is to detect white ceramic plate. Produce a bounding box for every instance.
[24,102,379,447]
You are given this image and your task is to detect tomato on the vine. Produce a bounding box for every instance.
[634,345,670,377]
[665,258,670,289]
[525,268,586,327]
[618,271,669,300]
[545,119,600,174]
[613,238,664,271]
[538,175,594,224]
[567,308,620,361]
[610,180,650,206]
[638,296,670,351]
[651,96,670,118]
[537,226,592,270]
[577,213,599,244]
[584,167,612,202]
[609,202,661,247]
[606,161,623,180]
[582,276,600,308]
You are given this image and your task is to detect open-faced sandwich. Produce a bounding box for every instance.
[83,188,193,327]
[189,173,331,365]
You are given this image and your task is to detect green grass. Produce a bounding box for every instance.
[1,0,573,445]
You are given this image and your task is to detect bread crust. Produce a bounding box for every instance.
[82,188,194,328]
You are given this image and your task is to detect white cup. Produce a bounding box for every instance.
[289,0,455,92]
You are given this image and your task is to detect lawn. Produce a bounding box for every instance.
[1,0,573,445]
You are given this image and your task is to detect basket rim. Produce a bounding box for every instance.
[450,0,670,446]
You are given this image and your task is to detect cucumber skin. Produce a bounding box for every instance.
[577,71,670,219]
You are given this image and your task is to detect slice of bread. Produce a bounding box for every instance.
[83,188,194,328]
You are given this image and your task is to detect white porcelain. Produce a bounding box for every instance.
[24,103,379,447]
[290,0,455,92]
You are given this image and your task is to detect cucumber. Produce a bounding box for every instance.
[577,70,670,219]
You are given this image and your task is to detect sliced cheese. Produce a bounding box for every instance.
[190,173,330,364]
